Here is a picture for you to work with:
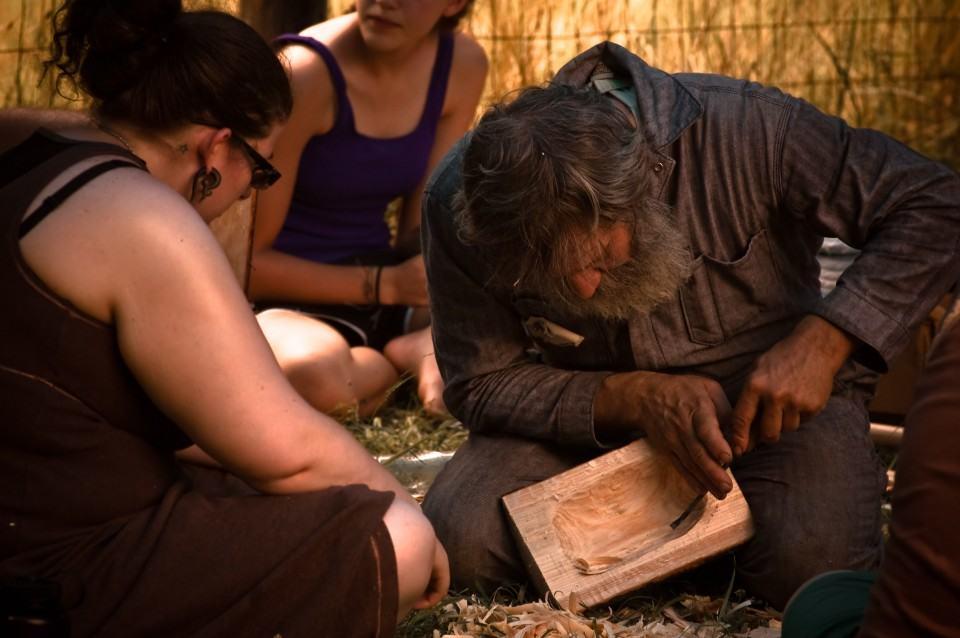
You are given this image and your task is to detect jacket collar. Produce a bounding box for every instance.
[554,41,703,149]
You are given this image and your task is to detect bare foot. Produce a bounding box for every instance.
[417,350,448,416]
[384,327,448,415]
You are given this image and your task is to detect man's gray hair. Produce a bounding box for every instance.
[456,83,657,292]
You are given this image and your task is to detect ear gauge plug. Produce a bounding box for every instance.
[192,167,221,201]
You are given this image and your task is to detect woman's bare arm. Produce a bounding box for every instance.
[395,32,488,246]
[20,168,418,505]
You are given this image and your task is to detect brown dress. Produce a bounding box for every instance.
[0,130,398,637]
[857,312,960,637]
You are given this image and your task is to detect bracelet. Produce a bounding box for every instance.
[374,265,384,305]
[362,266,376,304]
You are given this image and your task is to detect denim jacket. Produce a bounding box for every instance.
[422,42,960,448]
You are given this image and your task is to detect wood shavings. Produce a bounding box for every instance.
[419,593,782,638]
[432,596,695,637]
[573,555,625,575]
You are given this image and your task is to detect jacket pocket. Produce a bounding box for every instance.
[680,229,783,345]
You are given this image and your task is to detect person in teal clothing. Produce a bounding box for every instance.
[250,0,488,417]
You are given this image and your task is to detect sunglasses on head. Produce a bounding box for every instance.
[232,135,281,190]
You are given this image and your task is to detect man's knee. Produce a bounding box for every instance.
[425,508,524,592]
[423,461,525,592]
[737,513,882,609]
[732,397,885,608]
[423,434,595,592]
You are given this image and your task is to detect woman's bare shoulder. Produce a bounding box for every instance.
[452,31,489,72]
[19,165,227,324]
[95,167,206,230]
[299,12,355,46]
[278,13,353,77]
[450,32,489,91]
[277,16,358,120]
[445,32,489,114]
[58,168,223,274]
[26,158,197,236]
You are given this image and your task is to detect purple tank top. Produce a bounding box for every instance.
[273,31,454,264]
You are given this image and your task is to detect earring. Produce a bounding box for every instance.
[192,167,221,202]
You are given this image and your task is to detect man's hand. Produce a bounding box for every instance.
[729,315,855,456]
[595,371,734,498]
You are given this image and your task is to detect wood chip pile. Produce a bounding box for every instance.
[425,594,782,638]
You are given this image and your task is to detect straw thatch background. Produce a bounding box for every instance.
[3,0,958,168]
[466,0,960,167]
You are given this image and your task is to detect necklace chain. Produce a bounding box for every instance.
[95,120,135,153]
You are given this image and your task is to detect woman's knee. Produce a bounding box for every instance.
[350,347,401,394]
[258,310,397,412]
[382,327,433,372]
[257,309,353,362]
[382,500,437,611]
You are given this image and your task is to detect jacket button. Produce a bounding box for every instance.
[653,161,665,173]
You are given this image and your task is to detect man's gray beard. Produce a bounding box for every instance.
[553,209,692,321]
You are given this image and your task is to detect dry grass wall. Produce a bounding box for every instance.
[0,0,235,109]
[3,0,958,167]
[336,0,960,168]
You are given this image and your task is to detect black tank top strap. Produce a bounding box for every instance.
[18,158,143,238]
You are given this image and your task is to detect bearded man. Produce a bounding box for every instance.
[420,41,960,609]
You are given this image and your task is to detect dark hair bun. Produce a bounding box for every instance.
[47,0,291,139]
[51,0,183,100]
[86,0,181,53]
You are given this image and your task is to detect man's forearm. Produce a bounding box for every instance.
[793,314,856,374]
[446,363,612,449]
[593,370,659,441]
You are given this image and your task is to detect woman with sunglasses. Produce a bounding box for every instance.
[0,1,447,635]
[249,0,488,417]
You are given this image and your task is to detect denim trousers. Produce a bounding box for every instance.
[423,393,887,610]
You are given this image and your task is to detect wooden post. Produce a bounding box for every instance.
[209,195,255,289]
[217,2,332,291]
[870,422,904,448]
[503,439,754,611]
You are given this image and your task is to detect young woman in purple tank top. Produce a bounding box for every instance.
[249,0,488,417]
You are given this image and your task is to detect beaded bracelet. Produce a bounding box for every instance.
[362,266,375,304]
[374,265,384,305]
